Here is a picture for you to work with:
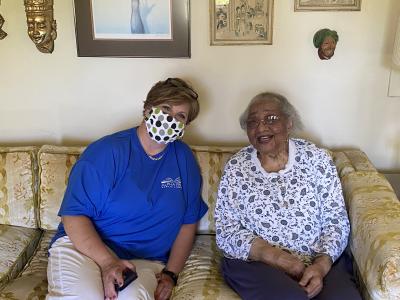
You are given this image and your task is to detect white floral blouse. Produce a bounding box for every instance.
[215,139,350,265]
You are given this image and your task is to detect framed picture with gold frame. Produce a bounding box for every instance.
[210,0,274,46]
[294,0,361,11]
[74,0,190,57]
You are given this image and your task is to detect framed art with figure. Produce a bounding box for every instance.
[210,0,274,46]
[74,0,190,57]
[294,0,361,11]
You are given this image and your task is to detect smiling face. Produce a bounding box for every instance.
[246,100,293,156]
[27,14,50,44]
[26,12,56,53]
[319,36,336,59]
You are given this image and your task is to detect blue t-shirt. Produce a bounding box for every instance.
[51,128,208,262]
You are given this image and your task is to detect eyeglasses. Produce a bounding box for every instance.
[166,78,198,100]
[246,114,282,129]
[157,104,188,124]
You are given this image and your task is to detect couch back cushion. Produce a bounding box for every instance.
[191,146,240,233]
[0,147,37,228]
[39,146,378,233]
[38,146,84,230]
[332,149,377,177]
[37,144,240,232]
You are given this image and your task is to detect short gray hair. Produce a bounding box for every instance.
[239,92,303,133]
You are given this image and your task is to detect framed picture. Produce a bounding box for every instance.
[294,0,361,11]
[210,0,274,46]
[73,0,190,57]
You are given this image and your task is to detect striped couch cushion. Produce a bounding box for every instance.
[172,235,240,300]
[0,225,41,291]
[0,147,37,228]
[38,146,84,230]
[37,145,241,233]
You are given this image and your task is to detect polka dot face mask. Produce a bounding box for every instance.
[145,107,185,144]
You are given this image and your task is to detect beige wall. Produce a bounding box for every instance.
[0,0,399,170]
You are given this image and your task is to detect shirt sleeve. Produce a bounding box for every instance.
[181,147,208,224]
[58,160,109,219]
[215,160,257,260]
[311,150,350,262]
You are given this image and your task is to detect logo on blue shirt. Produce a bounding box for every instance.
[161,177,182,189]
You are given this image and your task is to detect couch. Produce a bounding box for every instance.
[0,145,399,300]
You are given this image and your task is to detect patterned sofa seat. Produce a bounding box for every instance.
[0,147,42,292]
[0,145,399,300]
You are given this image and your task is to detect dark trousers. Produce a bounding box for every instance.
[221,253,362,300]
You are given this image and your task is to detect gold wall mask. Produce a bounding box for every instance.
[0,0,7,40]
[24,0,57,53]
[0,13,7,40]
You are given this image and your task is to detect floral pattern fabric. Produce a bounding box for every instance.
[172,235,240,300]
[0,147,37,228]
[0,231,53,300]
[0,225,41,291]
[1,144,399,300]
[215,139,350,264]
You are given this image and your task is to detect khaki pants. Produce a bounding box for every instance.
[47,236,165,300]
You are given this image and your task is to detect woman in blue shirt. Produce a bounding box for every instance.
[47,78,208,300]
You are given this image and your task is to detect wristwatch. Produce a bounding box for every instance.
[161,267,178,285]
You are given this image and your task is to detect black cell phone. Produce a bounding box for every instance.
[114,269,138,293]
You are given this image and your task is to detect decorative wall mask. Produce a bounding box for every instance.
[24,0,57,53]
[0,14,6,40]
[313,28,338,60]
[0,0,7,40]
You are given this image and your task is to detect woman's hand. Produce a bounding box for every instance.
[299,254,332,298]
[154,273,174,300]
[62,216,136,299]
[153,223,197,300]
[273,249,306,280]
[250,238,305,280]
[100,257,136,300]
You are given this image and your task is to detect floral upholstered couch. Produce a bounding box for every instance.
[0,145,399,300]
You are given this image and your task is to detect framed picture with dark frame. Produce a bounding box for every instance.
[210,0,274,46]
[294,0,361,11]
[73,0,190,58]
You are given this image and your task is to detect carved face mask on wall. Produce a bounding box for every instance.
[24,0,57,53]
[313,28,339,61]
[0,14,7,40]
[26,13,57,52]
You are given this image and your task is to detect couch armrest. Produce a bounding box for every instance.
[340,167,400,299]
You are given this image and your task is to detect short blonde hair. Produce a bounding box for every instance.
[143,78,200,123]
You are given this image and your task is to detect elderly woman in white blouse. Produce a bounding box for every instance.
[215,92,361,300]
